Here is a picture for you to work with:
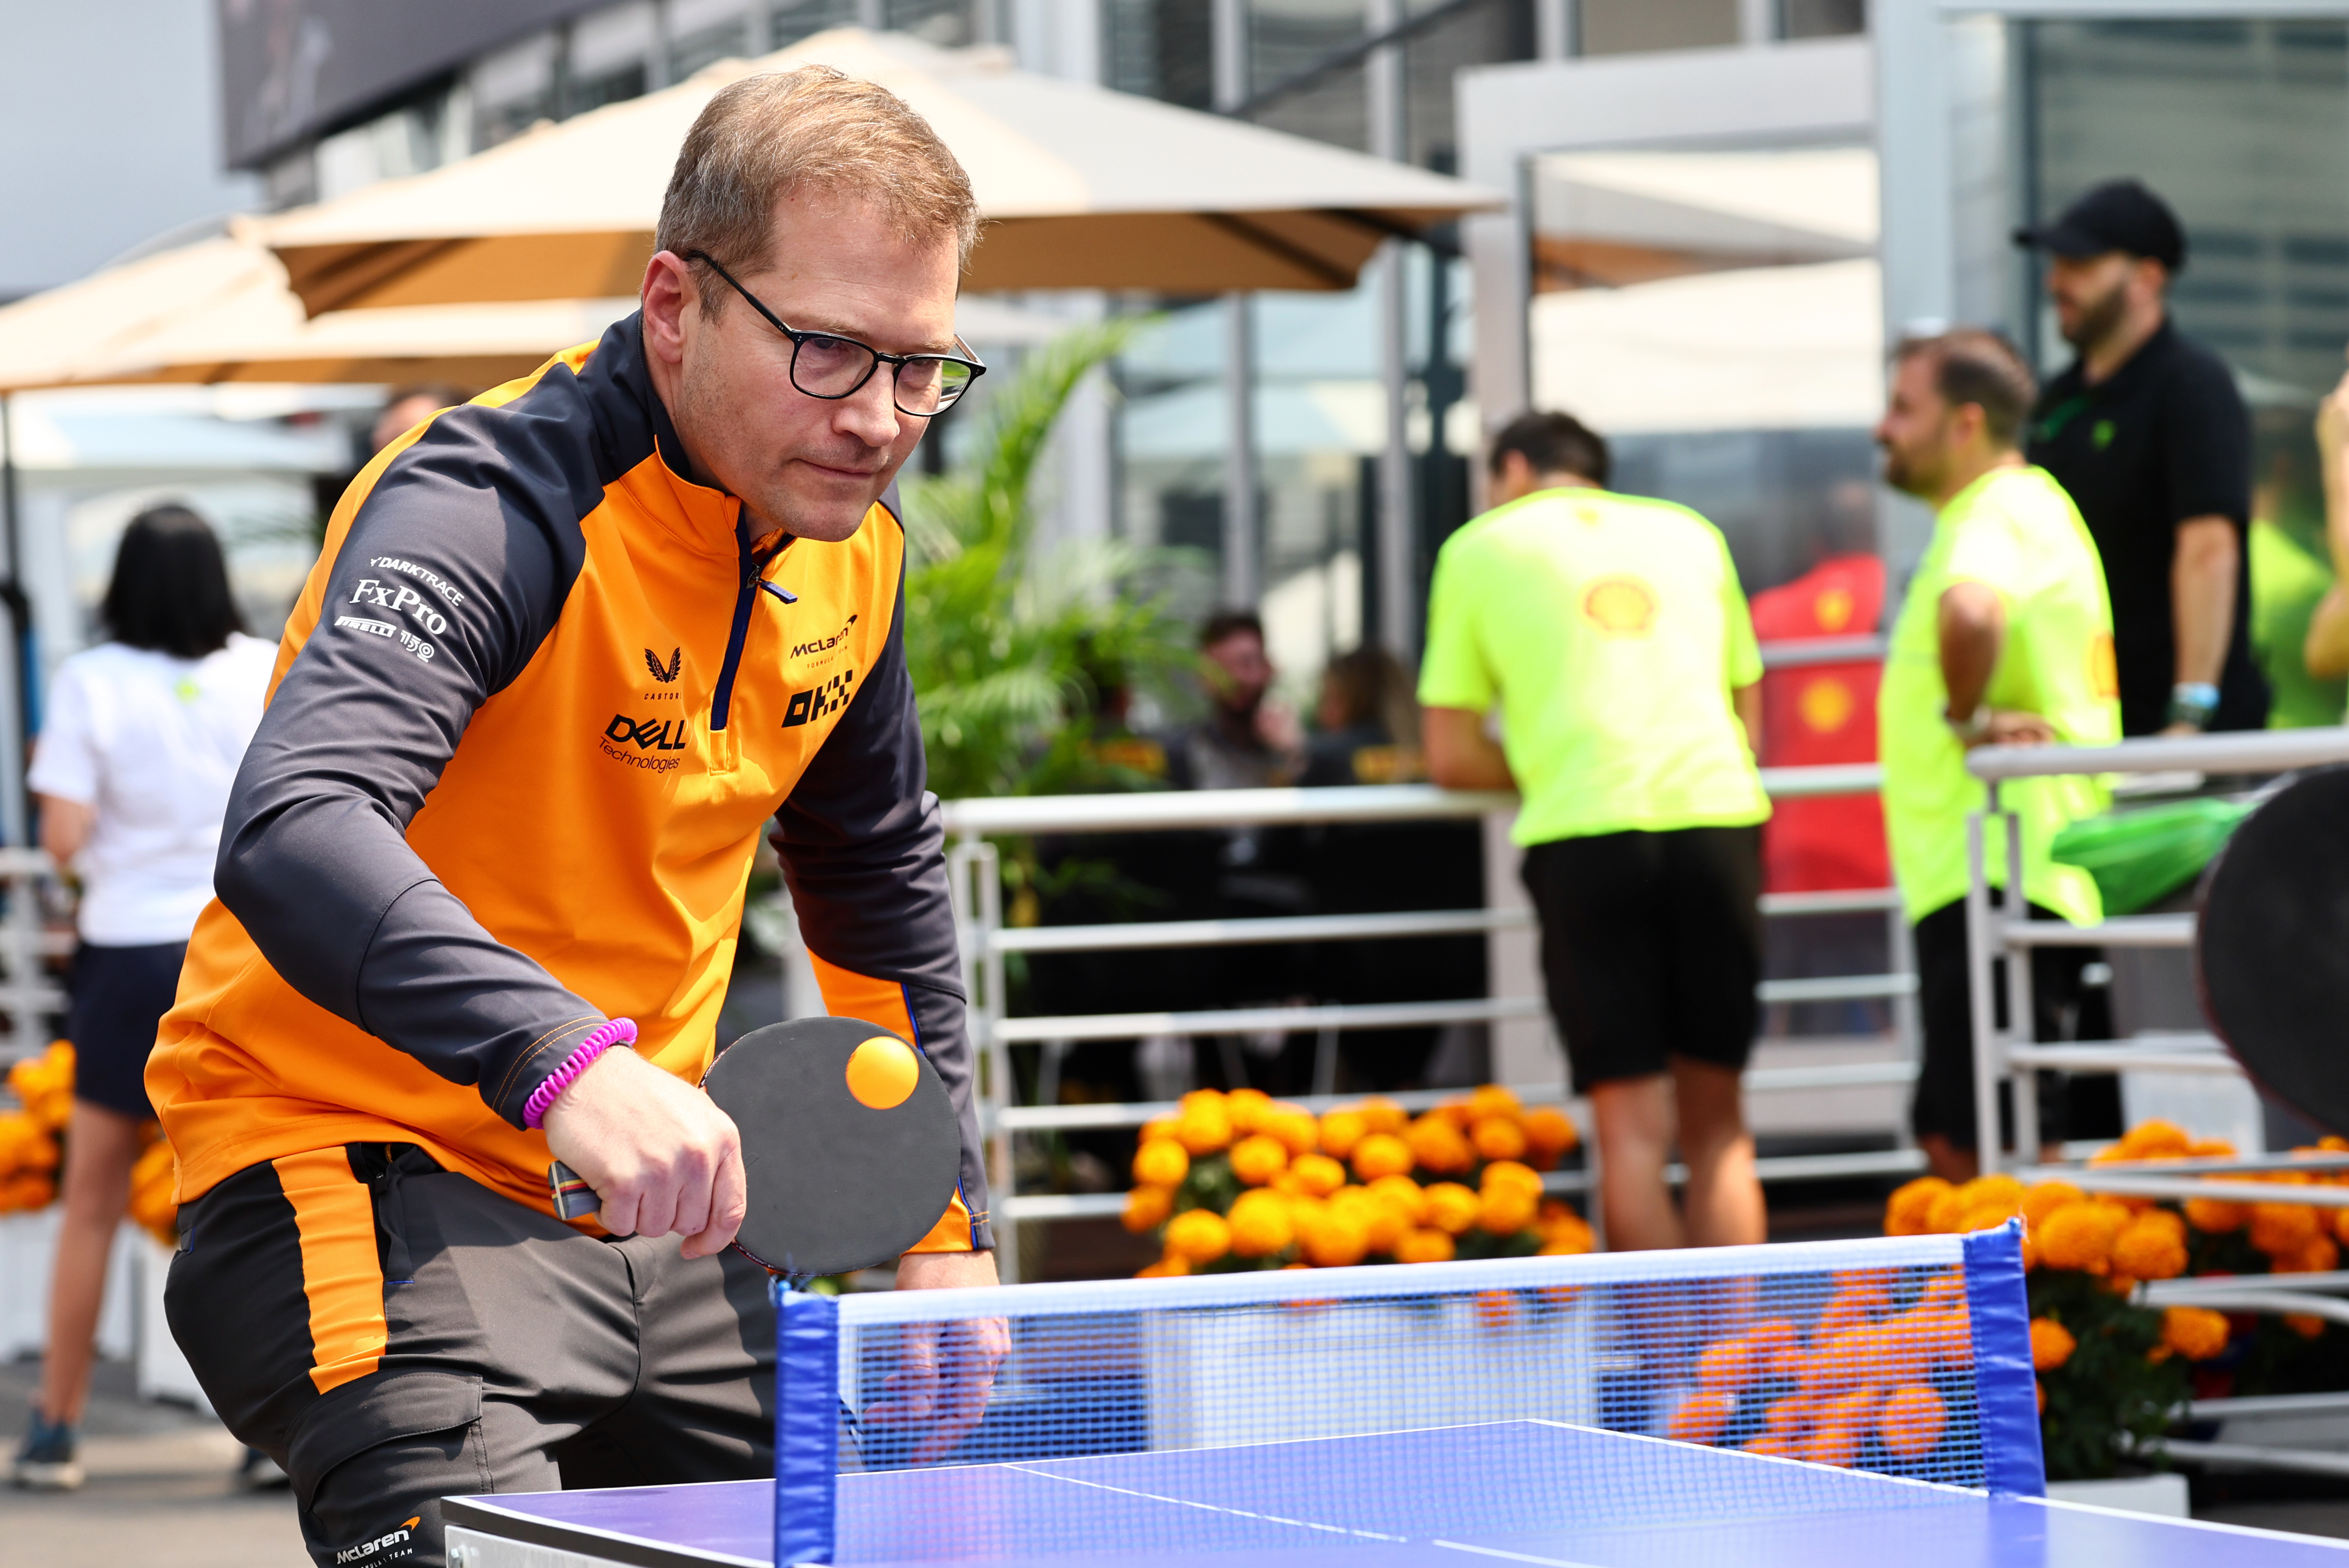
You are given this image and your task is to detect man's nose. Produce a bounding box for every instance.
[835,371,902,447]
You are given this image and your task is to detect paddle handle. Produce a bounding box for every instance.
[548,1160,601,1221]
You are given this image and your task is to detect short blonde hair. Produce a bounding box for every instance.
[655,65,978,308]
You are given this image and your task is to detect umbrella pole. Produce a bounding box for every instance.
[0,396,29,850]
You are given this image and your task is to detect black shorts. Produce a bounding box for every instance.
[166,1145,776,1568]
[1521,825,1763,1093]
[66,940,186,1120]
[1912,896,2107,1150]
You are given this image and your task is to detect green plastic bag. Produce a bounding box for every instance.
[2049,797,2252,916]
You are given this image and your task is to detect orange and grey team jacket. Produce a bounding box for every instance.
[148,313,987,1252]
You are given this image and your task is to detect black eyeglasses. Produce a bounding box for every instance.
[686,251,985,417]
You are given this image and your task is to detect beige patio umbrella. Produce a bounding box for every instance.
[257,29,1501,315]
[0,234,637,394]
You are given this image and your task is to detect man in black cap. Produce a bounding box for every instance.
[2019,179,2267,736]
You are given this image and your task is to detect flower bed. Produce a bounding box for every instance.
[1124,1086,1593,1274]
[0,1040,178,1245]
[1883,1119,2349,1480]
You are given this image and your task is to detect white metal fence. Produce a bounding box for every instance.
[1963,727,2349,1184]
[0,847,68,1068]
[943,766,1911,1283]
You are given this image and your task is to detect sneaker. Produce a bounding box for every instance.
[11,1409,82,1491]
[238,1446,290,1491]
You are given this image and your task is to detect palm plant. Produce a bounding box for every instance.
[901,318,1194,802]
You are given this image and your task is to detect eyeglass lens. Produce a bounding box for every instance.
[792,334,975,415]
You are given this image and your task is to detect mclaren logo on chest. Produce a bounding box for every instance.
[785,668,855,728]
[791,615,857,661]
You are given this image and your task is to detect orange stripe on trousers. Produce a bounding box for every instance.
[806,955,974,1252]
[270,1148,387,1394]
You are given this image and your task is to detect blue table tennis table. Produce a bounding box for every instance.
[441,1418,2349,1568]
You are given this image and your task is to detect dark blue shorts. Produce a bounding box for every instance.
[66,940,186,1120]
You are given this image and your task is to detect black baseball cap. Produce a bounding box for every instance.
[2013,179,2187,272]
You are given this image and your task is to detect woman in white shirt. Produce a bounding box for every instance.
[12,506,274,1490]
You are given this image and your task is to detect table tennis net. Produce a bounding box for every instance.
[777,1226,2042,1564]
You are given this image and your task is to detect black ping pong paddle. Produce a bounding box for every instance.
[547,1015,962,1278]
[2197,767,2349,1137]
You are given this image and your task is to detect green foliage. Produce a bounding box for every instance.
[900,318,1194,803]
[2029,1271,2188,1480]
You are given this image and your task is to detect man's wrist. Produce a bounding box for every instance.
[523,1018,638,1129]
[1944,703,1992,744]
[2167,682,2220,731]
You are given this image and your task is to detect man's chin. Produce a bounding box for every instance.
[754,483,882,543]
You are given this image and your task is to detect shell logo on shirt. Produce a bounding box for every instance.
[1582,576,1658,636]
[2089,632,2119,700]
[1798,675,1856,734]
[1814,587,1855,633]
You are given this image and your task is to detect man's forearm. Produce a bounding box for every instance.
[2172,516,2238,688]
[1936,584,2003,721]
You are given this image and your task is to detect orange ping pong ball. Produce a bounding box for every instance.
[844,1036,920,1110]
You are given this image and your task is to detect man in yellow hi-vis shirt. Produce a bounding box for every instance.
[1420,411,1769,1252]
[1875,330,2121,1181]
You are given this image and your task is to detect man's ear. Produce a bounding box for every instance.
[640,250,699,367]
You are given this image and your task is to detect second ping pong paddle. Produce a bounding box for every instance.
[547,1016,963,1278]
[2197,767,2349,1137]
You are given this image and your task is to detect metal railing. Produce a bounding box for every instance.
[1962,727,2349,1184]
[943,766,1913,1283]
[0,849,66,1069]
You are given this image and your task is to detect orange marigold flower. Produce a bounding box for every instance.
[1481,1159,1543,1196]
[2116,1119,2193,1160]
[1295,1205,1368,1268]
[1261,1107,1321,1156]
[2161,1306,2230,1361]
[2287,1313,2327,1340]
[2035,1201,2126,1274]
[1468,1085,1523,1121]
[1350,1132,1413,1183]
[2251,1202,2322,1256]
[1404,1114,1475,1175]
[1394,1227,1455,1264]
[2276,1234,2340,1276]
[1122,1185,1174,1233]
[2112,1216,2188,1281]
[1925,1185,1971,1235]
[1478,1182,1539,1236]
[2021,1181,2085,1229]
[2186,1195,2250,1234]
[1228,1134,1289,1187]
[1228,1190,1295,1258]
[1289,1153,1347,1198]
[1164,1207,1232,1265]
[1879,1385,1947,1459]
[1696,1338,1754,1395]
[1317,1109,1369,1160]
[1666,1391,1734,1447]
[1174,1099,1235,1155]
[1471,1116,1527,1163]
[1521,1107,1578,1168]
[1368,1174,1429,1225]
[2029,1317,2075,1371]
[1224,1087,1273,1133]
[1885,1176,1953,1236]
[1132,1138,1189,1188]
[1424,1182,1481,1235]
[1357,1097,1409,1134]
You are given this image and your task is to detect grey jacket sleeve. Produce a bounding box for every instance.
[214,411,605,1129]
[768,553,991,1250]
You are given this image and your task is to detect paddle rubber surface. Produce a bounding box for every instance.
[2198,767,2349,1137]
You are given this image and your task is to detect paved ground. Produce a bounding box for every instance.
[0,1357,310,1568]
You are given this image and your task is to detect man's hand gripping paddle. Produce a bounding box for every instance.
[547,1016,962,1279]
[2198,768,2349,1136]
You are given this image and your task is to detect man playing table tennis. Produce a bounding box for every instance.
[146,67,1002,1567]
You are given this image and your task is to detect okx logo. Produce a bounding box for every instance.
[605,714,690,752]
[783,668,856,728]
[333,1517,420,1563]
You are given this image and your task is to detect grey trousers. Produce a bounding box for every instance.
[166,1143,775,1568]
